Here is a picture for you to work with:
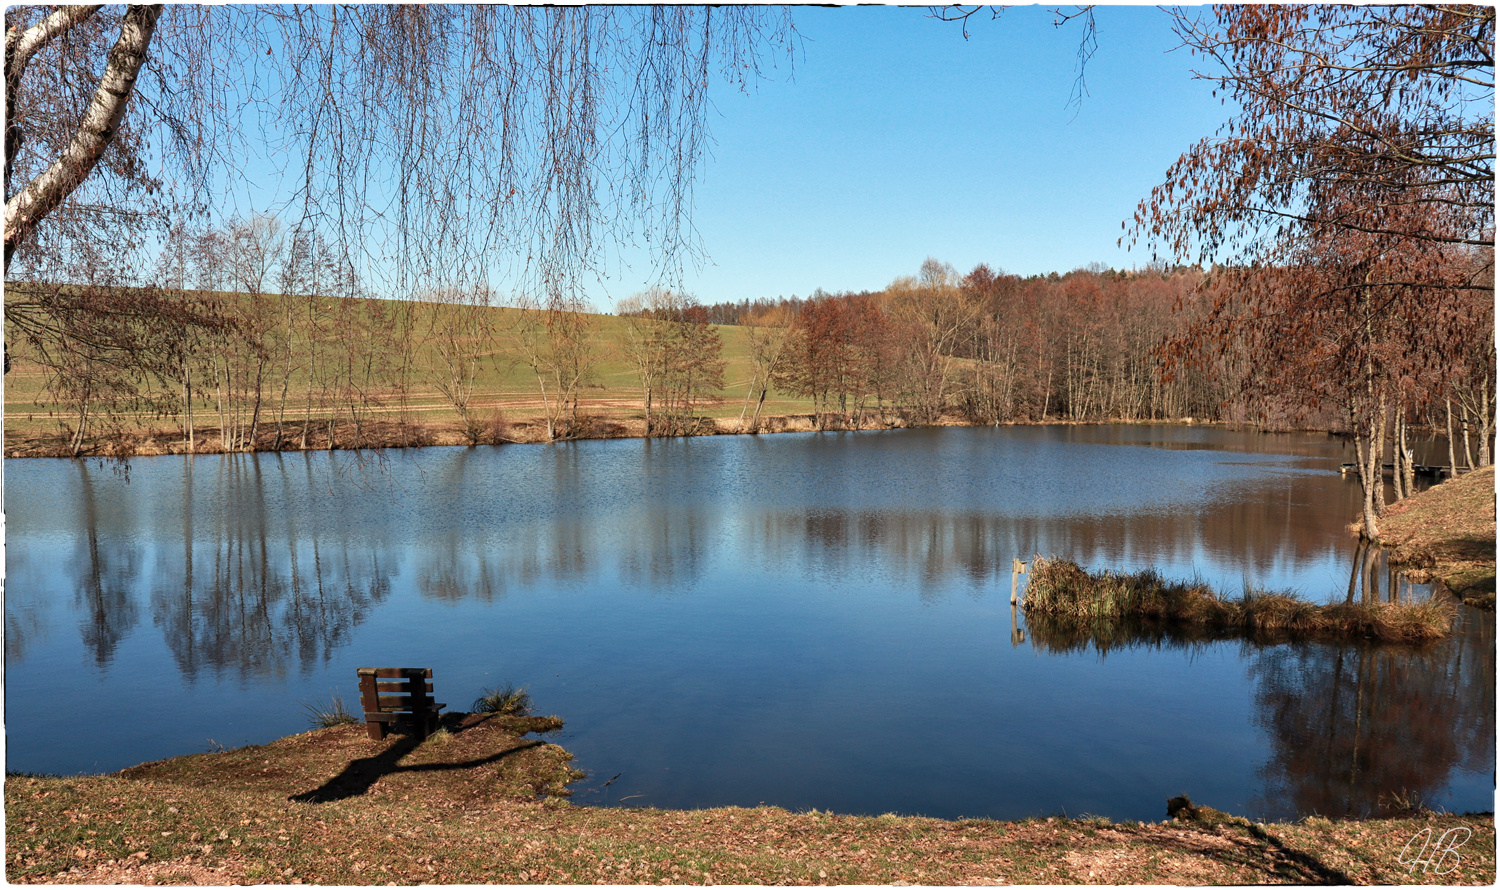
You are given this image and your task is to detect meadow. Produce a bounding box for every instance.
[4,288,822,457]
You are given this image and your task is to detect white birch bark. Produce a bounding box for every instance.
[4,4,162,270]
[4,4,104,190]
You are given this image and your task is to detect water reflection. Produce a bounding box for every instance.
[76,461,142,667]
[748,506,1356,600]
[115,455,397,680]
[1344,539,1430,605]
[5,426,1491,821]
[1019,600,1492,822]
[1248,605,1495,820]
[1012,540,1490,822]
[11,441,1467,673]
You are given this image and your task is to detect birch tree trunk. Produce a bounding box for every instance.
[1372,392,1389,519]
[4,5,163,270]
[1447,398,1458,476]
[1461,406,1474,470]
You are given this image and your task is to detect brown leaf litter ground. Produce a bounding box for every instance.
[1380,465,1496,608]
[6,711,1494,885]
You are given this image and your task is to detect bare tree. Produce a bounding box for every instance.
[14,277,218,456]
[223,215,283,298]
[422,286,498,445]
[510,292,599,441]
[210,214,285,451]
[737,304,795,433]
[5,4,163,271]
[617,288,676,435]
[617,288,726,435]
[270,227,332,449]
[150,221,216,451]
[885,258,984,425]
[658,301,727,435]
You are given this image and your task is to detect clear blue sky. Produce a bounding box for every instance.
[594,4,1231,308]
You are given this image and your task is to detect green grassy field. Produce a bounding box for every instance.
[4,287,821,455]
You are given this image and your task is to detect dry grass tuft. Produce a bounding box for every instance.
[473,684,532,716]
[299,695,359,729]
[1025,557,1454,645]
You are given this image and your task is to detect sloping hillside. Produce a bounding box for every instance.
[1380,466,1496,607]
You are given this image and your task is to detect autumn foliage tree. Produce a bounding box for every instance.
[740,261,1212,431]
[1134,4,1495,537]
[773,292,895,430]
[1134,5,1493,265]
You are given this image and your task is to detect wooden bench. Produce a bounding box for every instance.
[357,667,445,741]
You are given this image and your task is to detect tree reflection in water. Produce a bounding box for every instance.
[75,460,141,667]
[11,434,1491,813]
[1022,543,1494,822]
[1253,543,1494,820]
[1247,618,1494,820]
[140,454,393,681]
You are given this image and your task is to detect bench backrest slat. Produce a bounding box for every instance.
[370,694,432,710]
[358,667,432,679]
[358,668,434,713]
[365,684,433,698]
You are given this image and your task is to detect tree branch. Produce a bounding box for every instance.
[5,5,105,199]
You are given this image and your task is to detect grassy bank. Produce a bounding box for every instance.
[1378,466,1497,609]
[0,409,862,459]
[1023,558,1457,644]
[6,715,1493,885]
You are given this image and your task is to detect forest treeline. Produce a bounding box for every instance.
[707,259,1228,430]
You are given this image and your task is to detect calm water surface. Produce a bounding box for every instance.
[5,425,1493,822]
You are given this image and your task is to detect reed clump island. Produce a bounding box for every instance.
[1022,557,1457,645]
[6,707,1494,886]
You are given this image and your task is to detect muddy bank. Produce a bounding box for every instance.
[4,412,1231,459]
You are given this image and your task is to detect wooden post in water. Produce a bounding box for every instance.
[1010,558,1028,605]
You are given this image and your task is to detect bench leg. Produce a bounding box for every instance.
[366,719,387,741]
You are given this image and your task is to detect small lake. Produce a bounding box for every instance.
[4,425,1493,823]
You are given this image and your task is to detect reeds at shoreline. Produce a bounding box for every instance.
[1023,557,1455,645]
